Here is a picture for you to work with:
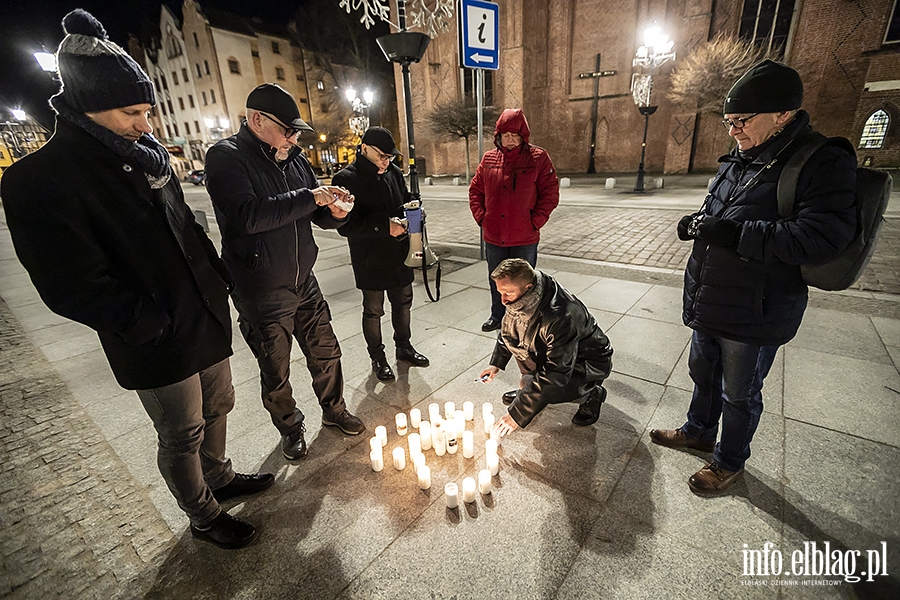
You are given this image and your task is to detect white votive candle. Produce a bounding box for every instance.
[433,425,446,456]
[408,432,421,455]
[487,453,499,475]
[392,447,406,470]
[428,402,441,424]
[462,477,477,503]
[370,449,384,472]
[375,425,388,446]
[490,426,501,442]
[395,413,408,436]
[444,401,455,420]
[463,401,474,421]
[419,421,432,450]
[482,402,493,420]
[483,413,495,434]
[478,469,492,494]
[413,452,426,475]
[485,439,498,457]
[445,482,459,508]
[417,465,431,490]
[445,424,458,455]
[369,436,382,452]
[454,410,465,433]
[462,430,474,458]
[409,408,421,428]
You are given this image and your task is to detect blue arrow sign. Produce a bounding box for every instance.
[458,0,499,70]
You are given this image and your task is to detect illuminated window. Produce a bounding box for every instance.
[859,110,889,149]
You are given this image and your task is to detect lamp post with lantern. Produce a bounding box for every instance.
[631,25,675,192]
[345,88,374,138]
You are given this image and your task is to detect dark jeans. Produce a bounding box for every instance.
[136,358,235,527]
[362,284,413,359]
[232,273,346,436]
[485,242,538,320]
[681,329,779,472]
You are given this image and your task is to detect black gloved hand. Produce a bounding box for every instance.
[696,216,742,248]
[677,215,694,241]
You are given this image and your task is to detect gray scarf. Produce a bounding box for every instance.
[51,95,171,189]
[500,272,544,363]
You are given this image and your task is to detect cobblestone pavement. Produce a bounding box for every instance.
[419,179,900,295]
[0,298,174,599]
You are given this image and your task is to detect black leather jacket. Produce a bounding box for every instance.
[490,272,613,428]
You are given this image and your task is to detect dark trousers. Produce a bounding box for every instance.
[362,284,413,360]
[485,242,538,320]
[136,358,235,527]
[681,329,779,472]
[232,274,345,436]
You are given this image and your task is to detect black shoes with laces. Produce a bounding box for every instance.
[322,409,366,435]
[572,386,607,426]
[282,425,308,460]
[372,356,395,381]
[190,510,258,549]
[396,347,430,367]
[212,472,275,503]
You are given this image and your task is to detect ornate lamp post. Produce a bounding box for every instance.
[345,88,374,138]
[631,26,675,192]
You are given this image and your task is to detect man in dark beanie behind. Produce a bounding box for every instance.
[1,9,273,549]
[650,60,857,494]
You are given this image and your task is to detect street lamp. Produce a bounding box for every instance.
[33,51,57,73]
[631,25,675,192]
[345,88,374,137]
[12,109,27,121]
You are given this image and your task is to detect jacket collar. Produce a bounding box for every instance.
[353,152,384,177]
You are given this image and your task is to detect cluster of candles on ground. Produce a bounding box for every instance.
[368,401,501,507]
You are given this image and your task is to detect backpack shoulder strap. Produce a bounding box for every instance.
[776,131,830,218]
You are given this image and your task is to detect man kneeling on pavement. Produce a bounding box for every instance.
[478,259,613,436]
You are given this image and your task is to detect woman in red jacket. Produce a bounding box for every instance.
[468,109,560,332]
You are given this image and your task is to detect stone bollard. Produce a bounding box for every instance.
[424,177,433,185]
[605,178,616,189]
[453,177,461,186]
[560,177,571,188]
[654,177,664,189]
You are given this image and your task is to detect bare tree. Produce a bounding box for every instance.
[667,34,774,113]
[425,98,499,180]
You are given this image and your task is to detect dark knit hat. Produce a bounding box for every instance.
[361,127,401,155]
[723,60,803,114]
[246,83,313,132]
[52,9,155,113]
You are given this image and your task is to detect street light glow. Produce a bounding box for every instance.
[363,89,374,105]
[12,109,27,121]
[345,88,357,102]
[34,51,57,72]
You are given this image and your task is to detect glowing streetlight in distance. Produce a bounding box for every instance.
[345,88,357,102]
[12,109,27,121]
[363,89,374,105]
[34,51,57,72]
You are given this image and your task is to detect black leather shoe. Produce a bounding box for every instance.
[396,347,430,367]
[191,510,258,549]
[502,390,518,405]
[323,409,366,435]
[372,357,395,381]
[481,317,502,332]
[572,386,607,426]
[213,472,275,503]
[282,425,308,460]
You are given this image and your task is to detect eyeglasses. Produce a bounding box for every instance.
[260,112,302,138]
[722,113,759,130]
[366,145,393,162]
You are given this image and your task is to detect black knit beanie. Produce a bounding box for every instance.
[723,60,803,114]
[52,9,156,113]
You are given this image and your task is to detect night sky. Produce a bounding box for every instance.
[0,0,364,128]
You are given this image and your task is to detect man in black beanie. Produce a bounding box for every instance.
[1,9,273,549]
[650,60,857,494]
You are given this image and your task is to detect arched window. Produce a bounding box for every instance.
[860,110,890,149]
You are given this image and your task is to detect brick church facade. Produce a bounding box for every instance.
[390,0,900,176]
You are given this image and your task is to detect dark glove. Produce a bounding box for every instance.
[696,216,742,248]
[677,215,694,241]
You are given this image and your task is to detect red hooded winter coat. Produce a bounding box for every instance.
[468,109,560,247]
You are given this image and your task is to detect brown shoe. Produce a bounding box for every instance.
[688,461,744,495]
[649,428,715,453]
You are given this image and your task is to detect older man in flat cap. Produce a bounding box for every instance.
[650,60,857,494]
[206,84,366,463]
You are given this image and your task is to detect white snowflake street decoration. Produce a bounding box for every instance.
[408,0,454,37]
[337,0,455,35]
[339,0,391,29]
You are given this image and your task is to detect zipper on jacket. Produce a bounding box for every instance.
[261,146,302,290]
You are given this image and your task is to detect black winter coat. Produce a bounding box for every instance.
[490,272,613,428]
[683,111,857,345]
[1,118,233,390]
[332,157,414,290]
[205,124,347,291]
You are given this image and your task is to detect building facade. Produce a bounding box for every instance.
[392,0,900,176]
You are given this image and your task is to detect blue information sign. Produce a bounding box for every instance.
[458,0,499,70]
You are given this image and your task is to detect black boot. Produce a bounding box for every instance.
[572,386,607,426]
[190,510,258,549]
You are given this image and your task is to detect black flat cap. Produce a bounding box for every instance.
[361,127,401,155]
[246,83,313,132]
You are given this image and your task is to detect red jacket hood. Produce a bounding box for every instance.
[494,109,531,149]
